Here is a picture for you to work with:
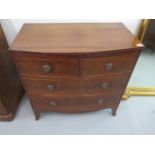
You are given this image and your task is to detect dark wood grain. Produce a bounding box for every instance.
[10,23,142,53]
[22,72,130,94]
[14,55,78,78]
[11,23,143,120]
[80,51,139,77]
[0,24,24,121]
[29,92,120,120]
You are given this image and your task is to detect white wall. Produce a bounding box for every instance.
[1,19,142,46]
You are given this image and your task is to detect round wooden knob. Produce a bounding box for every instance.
[105,63,113,70]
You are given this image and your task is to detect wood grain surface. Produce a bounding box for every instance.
[10,23,141,53]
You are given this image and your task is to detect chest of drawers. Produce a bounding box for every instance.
[10,23,143,120]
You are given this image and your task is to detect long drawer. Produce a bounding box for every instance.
[23,72,130,94]
[29,92,120,112]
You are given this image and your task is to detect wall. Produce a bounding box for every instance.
[1,19,142,46]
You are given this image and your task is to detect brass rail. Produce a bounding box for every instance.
[122,87,155,100]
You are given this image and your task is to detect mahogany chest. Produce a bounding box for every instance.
[10,23,143,120]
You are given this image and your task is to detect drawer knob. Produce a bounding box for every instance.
[105,63,113,70]
[42,64,53,73]
[47,85,54,91]
[98,98,105,104]
[49,101,57,106]
[101,82,108,89]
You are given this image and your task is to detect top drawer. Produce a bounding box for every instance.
[14,55,78,78]
[80,52,139,77]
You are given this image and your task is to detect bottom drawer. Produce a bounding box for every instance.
[29,92,121,113]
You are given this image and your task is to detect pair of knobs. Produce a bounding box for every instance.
[49,98,105,106]
[48,83,108,106]
[47,82,108,91]
[42,63,113,73]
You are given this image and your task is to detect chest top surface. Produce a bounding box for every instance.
[10,23,142,54]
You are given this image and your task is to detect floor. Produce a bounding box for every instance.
[0,48,155,135]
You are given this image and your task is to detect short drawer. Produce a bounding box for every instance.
[29,92,120,112]
[80,52,139,77]
[23,72,130,94]
[14,55,78,78]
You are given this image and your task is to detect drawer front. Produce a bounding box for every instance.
[29,92,120,112]
[80,53,139,77]
[23,73,130,94]
[14,55,78,77]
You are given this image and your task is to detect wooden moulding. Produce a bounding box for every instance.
[0,90,24,121]
[122,87,155,100]
[0,113,15,121]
